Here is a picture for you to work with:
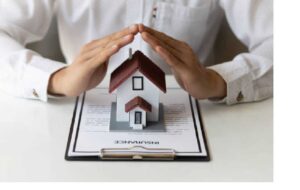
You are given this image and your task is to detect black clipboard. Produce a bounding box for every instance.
[65,89,210,161]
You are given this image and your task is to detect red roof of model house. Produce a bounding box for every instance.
[109,50,166,93]
[125,96,152,112]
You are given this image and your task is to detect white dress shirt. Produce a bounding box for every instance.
[0,0,273,104]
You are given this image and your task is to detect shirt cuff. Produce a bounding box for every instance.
[208,59,255,105]
[22,56,66,102]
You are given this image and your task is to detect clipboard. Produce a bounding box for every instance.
[65,88,210,161]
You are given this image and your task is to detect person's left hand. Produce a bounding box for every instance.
[138,24,227,100]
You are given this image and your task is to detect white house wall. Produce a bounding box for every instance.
[116,71,159,122]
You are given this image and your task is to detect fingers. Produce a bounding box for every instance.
[141,32,183,62]
[105,34,134,49]
[84,24,139,52]
[107,24,138,42]
[87,45,120,69]
[139,24,183,50]
[80,26,136,64]
[139,24,198,69]
[156,46,183,70]
[139,24,194,64]
[82,34,134,61]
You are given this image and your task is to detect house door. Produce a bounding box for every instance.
[134,111,142,124]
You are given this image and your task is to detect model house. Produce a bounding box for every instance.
[109,50,166,130]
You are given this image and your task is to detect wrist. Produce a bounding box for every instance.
[48,67,67,96]
[206,69,227,99]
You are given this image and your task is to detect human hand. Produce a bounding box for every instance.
[48,24,139,97]
[138,24,226,99]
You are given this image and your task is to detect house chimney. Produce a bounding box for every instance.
[128,48,133,60]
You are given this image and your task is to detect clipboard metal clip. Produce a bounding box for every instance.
[100,146,176,160]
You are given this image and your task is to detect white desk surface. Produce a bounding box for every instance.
[0,77,273,182]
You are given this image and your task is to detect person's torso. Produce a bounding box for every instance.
[55,0,224,74]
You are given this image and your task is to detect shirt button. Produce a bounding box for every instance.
[236,91,244,102]
[32,89,39,98]
[152,7,157,18]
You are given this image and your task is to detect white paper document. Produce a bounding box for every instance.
[66,87,209,160]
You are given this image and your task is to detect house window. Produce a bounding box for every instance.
[132,76,143,90]
[135,111,142,124]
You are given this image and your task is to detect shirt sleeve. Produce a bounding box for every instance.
[209,0,273,105]
[0,0,66,102]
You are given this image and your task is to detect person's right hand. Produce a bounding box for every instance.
[48,24,139,97]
